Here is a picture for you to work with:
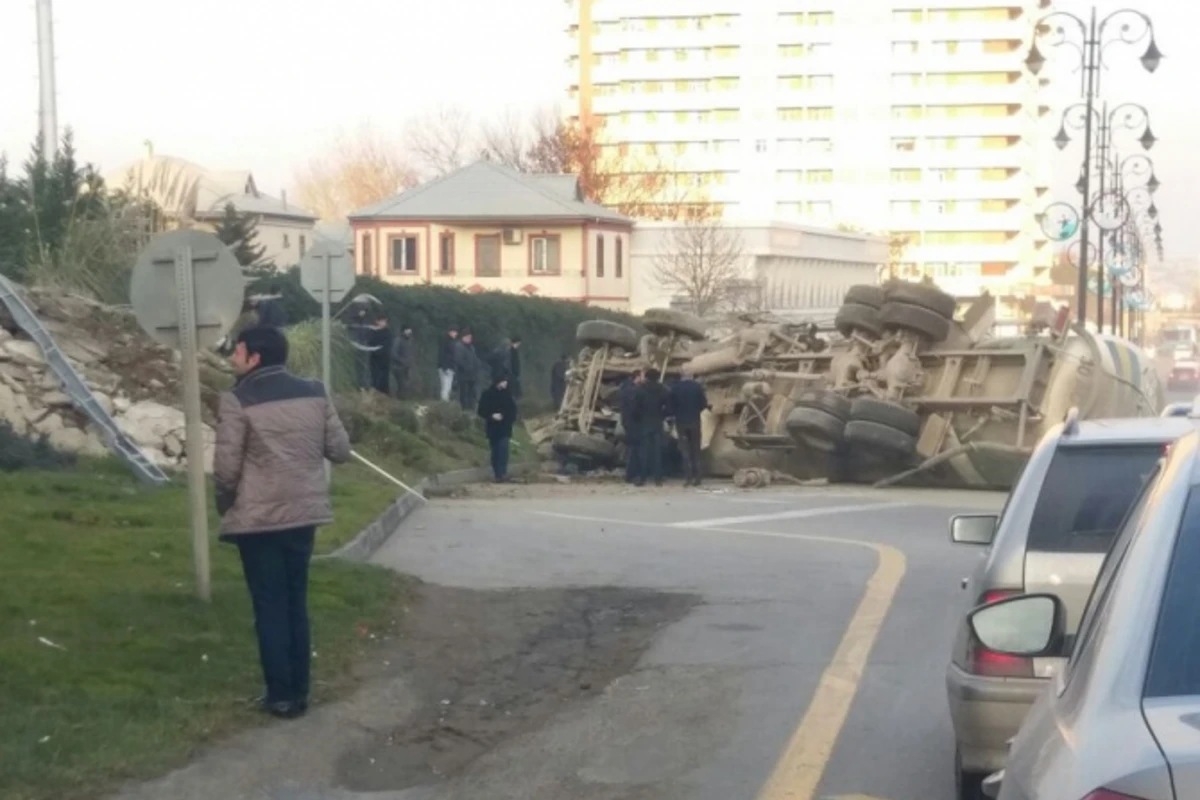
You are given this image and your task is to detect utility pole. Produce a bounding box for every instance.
[36,0,59,158]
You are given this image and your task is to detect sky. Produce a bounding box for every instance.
[0,0,1195,261]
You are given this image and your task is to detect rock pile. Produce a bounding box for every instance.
[0,287,229,472]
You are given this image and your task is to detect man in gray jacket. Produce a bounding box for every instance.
[214,326,352,719]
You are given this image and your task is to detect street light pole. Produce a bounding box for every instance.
[1027,6,1161,329]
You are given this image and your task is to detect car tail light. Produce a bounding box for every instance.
[1081,790,1148,800]
[967,589,1036,678]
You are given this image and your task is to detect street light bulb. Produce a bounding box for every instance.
[1155,222,1163,235]
[1075,176,1087,195]
[1141,39,1163,73]
[1148,175,1161,193]
[1054,125,1071,150]
[1025,41,1046,75]
[1149,203,1159,219]
[1140,127,1157,151]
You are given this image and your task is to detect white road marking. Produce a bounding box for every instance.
[665,503,907,529]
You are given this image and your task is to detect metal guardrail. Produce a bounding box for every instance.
[0,275,170,486]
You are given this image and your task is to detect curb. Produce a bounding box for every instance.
[325,461,540,563]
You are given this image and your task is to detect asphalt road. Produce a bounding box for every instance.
[369,483,1007,800]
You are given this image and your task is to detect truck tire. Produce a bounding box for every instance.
[786,407,845,452]
[844,285,886,309]
[835,303,883,338]
[576,320,639,353]
[793,388,852,421]
[849,397,921,437]
[885,282,957,319]
[643,308,706,340]
[553,431,618,461]
[880,301,951,343]
[844,420,917,458]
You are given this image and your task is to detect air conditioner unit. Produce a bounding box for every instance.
[503,228,523,245]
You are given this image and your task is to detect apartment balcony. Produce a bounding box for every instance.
[906,241,1025,265]
[890,178,1036,202]
[889,51,1028,73]
[592,59,730,84]
[887,209,1030,233]
[593,91,741,115]
[598,29,739,51]
[596,0,741,19]
[889,145,1034,170]
[888,114,1038,137]
[892,19,1033,41]
[887,84,1040,106]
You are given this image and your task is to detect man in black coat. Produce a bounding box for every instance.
[669,369,709,486]
[618,372,643,484]
[454,331,481,411]
[477,374,518,482]
[367,317,394,396]
[391,325,417,399]
[437,326,459,402]
[632,371,670,487]
[550,354,568,411]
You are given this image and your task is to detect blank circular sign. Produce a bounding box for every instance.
[130,229,245,350]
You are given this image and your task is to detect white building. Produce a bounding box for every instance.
[630,220,887,316]
[106,152,318,268]
[564,0,1054,315]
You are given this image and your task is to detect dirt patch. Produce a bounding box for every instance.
[334,583,697,793]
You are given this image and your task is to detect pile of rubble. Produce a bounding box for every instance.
[0,287,230,471]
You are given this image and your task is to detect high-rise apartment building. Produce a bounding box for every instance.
[564,0,1055,311]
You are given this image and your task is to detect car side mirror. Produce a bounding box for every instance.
[950,514,998,545]
[968,593,1065,658]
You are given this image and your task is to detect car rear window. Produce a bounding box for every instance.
[1146,488,1200,698]
[1027,444,1164,554]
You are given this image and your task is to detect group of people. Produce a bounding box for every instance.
[436,326,524,411]
[618,368,710,487]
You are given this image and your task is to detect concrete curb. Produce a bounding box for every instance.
[324,461,540,563]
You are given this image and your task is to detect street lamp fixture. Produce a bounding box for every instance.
[1141,39,1164,73]
[1025,41,1046,75]
[1147,174,1161,194]
[1139,127,1157,150]
[1054,125,1071,150]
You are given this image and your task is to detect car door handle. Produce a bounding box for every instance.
[961,577,969,589]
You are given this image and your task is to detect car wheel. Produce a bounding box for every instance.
[880,301,951,343]
[785,406,845,452]
[955,749,986,800]
[576,320,640,353]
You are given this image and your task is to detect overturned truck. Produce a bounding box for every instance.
[547,281,1163,490]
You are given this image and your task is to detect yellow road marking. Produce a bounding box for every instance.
[533,510,908,800]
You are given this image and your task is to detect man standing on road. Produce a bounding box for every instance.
[550,354,568,411]
[437,326,459,402]
[391,324,417,399]
[214,326,352,720]
[633,371,669,487]
[455,330,481,411]
[619,371,643,484]
[477,373,518,483]
[669,368,709,486]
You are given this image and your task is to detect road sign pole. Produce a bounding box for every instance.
[321,252,333,484]
[173,244,212,603]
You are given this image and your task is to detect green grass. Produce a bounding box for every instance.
[0,459,405,800]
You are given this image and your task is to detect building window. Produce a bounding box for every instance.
[283,234,291,249]
[616,237,624,279]
[596,235,606,278]
[439,232,455,274]
[530,235,562,274]
[361,233,373,275]
[755,139,768,153]
[892,137,917,152]
[299,235,307,257]
[389,235,418,273]
[475,234,501,277]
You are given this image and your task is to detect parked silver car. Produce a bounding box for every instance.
[976,427,1200,800]
[946,412,1192,798]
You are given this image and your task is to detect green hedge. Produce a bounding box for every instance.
[245,270,642,402]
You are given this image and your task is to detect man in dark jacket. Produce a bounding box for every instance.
[214,326,352,720]
[477,374,518,482]
[391,325,416,399]
[619,372,643,484]
[669,368,709,486]
[454,330,481,411]
[632,371,670,487]
[550,354,568,411]
[367,316,394,395]
[437,326,459,402]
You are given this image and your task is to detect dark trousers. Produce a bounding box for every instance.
[489,436,510,480]
[392,368,410,400]
[370,365,390,395]
[678,420,703,483]
[625,434,642,483]
[235,526,316,706]
[632,429,663,485]
[552,388,565,411]
[458,378,476,411]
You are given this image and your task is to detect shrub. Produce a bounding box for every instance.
[0,422,76,472]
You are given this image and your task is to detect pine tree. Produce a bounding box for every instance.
[213,202,267,267]
[0,156,29,278]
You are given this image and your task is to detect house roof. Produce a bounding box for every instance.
[348,160,631,225]
[105,155,317,222]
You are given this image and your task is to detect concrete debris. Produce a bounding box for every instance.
[0,286,227,473]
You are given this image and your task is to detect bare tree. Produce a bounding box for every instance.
[480,107,558,171]
[404,106,479,178]
[293,125,419,220]
[652,208,748,318]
